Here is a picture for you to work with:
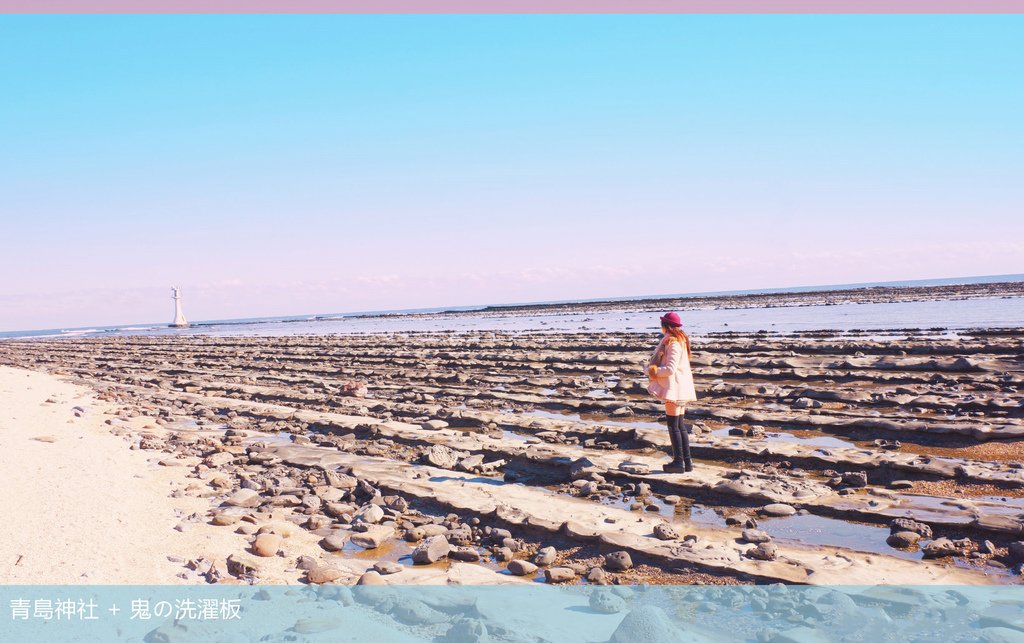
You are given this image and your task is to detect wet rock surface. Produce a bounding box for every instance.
[1,317,1022,587]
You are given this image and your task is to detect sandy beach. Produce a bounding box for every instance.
[0,366,249,584]
[1,297,1022,587]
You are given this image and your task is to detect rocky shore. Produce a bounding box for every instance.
[1,324,1022,587]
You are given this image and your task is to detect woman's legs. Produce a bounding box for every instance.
[664,402,692,472]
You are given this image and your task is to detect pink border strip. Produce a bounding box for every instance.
[1,1,1023,14]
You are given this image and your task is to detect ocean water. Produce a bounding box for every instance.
[2,275,1022,340]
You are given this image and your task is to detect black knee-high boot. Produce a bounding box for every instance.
[663,415,687,473]
[665,414,680,460]
[678,417,693,472]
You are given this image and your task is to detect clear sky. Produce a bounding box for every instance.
[1,14,1021,331]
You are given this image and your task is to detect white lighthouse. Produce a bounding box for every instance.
[170,286,189,328]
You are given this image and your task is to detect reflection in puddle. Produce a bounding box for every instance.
[711,428,856,449]
[755,513,922,560]
[244,432,295,446]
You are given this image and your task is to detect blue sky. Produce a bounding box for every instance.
[0,15,1021,330]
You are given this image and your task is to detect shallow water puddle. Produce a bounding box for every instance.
[754,513,921,561]
[711,427,856,450]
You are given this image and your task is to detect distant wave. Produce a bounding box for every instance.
[60,328,101,335]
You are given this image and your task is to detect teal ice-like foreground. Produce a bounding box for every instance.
[3,585,1024,642]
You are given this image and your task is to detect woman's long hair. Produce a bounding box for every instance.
[663,323,693,359]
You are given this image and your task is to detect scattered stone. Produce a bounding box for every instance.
[618,461,650,475]
[412,536,450,564]
[726,513,757,528]
[746,542,778,561]
[450,546,481,562]
[653,523,680,541]
[569,457,601,480]
[307,566,344,584]
[426,444,460,468]
[544,567,576,583]
[353,504,385,524]
[841,471,868,488]
[252,533,282,557]
[351,525,395,549]
[373,561,404,575]
[224,488,263,508]
[507,560,538,576]
[226,553,261,578]
[533,546,557,566]
[922,537,965,559]
[356,570,386,585]
[887,531,921,549]
[604,551,633,571]
[1007,541,1024,563]
[890,518,933,539]
[760,504,797,517]
[741,529,772,544]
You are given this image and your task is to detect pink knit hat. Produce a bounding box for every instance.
[660,311,682,327]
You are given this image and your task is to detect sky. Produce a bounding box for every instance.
[0,14,1022,331]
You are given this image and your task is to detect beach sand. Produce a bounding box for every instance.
[0,365,248,584]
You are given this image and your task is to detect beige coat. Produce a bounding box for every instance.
[646,335,697,403]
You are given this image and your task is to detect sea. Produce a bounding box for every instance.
[2,274,1022,340]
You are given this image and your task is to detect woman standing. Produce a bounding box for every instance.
[646,312,698,473]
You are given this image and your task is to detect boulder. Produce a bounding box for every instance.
[426,444,460,469]
[373,561,404,575]
[224,488,263,508]
[533,546,557,566]
[226,553,261,578]
[760,504,797,517]
[320,533,349,552]
[653,523,680,541]
[307,566,344,584]
[741,529,772,544]
[841,472,868,488]
[1007,541,1024,563]
[356,570,386,585]
[604,551,633,571]
[351,525,395,549]
[252,533,282,557]
[890,518,933,539]
[544,567,576,583]
[922,537,964,559]
[507,560,538,576]
[353,504,385,524]
[887,531,921,549]
[569,457,602,480]
[746,542,778,561]
[412,536,450,564]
